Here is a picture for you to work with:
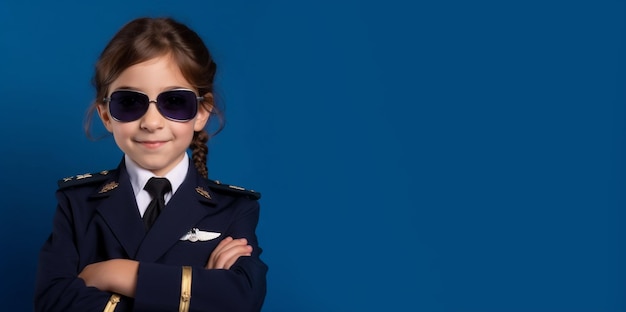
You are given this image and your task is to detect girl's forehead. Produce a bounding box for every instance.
[110,55,193,93]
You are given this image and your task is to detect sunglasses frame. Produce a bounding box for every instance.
[103,88,204,122]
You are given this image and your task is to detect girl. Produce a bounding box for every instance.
[34,17,267,312]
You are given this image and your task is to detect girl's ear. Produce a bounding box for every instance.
[193,93,212,131]
[96,104,114,133]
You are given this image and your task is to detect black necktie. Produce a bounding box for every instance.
[143,177,171,231]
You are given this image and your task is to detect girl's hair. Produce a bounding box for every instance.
[84,17,224,178]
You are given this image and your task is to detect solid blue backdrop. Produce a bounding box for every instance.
[0,0,624,311]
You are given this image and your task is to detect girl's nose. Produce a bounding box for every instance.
[139,102,165,131]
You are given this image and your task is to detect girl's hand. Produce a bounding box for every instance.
[206,236,252,270]
[78,259,139,297]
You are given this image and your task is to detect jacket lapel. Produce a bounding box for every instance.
[135,165,217,262]
[92,163,146,259]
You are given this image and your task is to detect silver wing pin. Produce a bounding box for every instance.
[180,228,221,242]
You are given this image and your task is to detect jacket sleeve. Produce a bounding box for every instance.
[133,199,268,312]
[34,191,129,312]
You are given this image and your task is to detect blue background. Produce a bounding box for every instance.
[1,0,625,311]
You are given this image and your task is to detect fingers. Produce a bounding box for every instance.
[206,237,253,270]
[211,236,234,258]
[216,242,252,269]
[208,237,252,269]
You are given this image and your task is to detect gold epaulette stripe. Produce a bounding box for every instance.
[179,266,192,312]
[103,294,120,312]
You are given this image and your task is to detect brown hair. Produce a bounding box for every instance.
[84,17,224,178]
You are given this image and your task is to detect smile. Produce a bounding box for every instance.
[135,140,169,149]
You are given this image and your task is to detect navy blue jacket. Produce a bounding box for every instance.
[34,159,267,311]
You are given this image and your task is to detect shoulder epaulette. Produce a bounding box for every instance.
[207,179,261,200]
[57,170,115,190]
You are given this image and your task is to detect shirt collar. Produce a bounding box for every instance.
[125,153,189,197]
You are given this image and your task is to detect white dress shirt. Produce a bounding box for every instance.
[124,153,189,217]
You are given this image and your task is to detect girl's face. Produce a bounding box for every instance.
[97,55,210,176]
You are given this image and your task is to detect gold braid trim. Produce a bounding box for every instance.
[179,266,192,312]
[103,294,120,312]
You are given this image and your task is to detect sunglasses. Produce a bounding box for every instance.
[103,89,203,122]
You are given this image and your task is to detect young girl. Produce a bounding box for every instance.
[34,17,267,312]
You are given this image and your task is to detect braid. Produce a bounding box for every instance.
[190,130,209,178]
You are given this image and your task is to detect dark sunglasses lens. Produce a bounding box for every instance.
[109,91,149,122]
[157,90,198,121]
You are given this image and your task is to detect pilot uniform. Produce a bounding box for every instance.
[34,156,267,312]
